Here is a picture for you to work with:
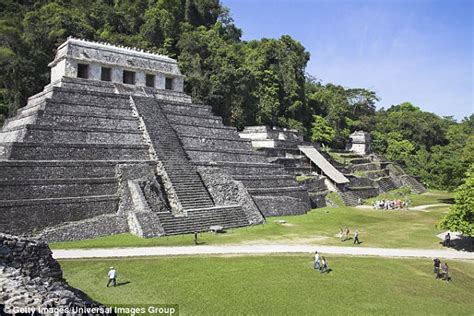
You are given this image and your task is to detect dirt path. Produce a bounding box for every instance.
[53,244,474,260]
[410,203,448,211]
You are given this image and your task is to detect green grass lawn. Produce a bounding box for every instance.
[51,191,453,250]
[60,255,474,315]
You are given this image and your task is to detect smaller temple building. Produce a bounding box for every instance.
[346,131,371,155]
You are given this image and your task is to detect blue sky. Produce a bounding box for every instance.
[223,0,473,120]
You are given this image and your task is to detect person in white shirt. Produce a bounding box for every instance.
[107,266,117,287]
[354,229,360,244]
[314,251,321,270]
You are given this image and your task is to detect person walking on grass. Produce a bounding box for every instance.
[433,258,441,279]
[442,263,450,281]
[107,266,117,287]
[353,229,360,244]
[320,256,328,273]
[314,251,321,270]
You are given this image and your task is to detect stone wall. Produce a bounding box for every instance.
[197,166,265,225]
[0,234,111,313]
[36,214,129,243]
[300,177,329,208]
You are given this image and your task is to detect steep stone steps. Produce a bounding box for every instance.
[400,175,426,194]
[156,205,249,235]
[133,96,215,210]
[0,195,119,235]
[339,190,359,206]
[375,177,397,193]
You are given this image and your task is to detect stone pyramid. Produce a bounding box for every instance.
[0,38,310,241]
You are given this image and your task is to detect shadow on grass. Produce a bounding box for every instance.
[438,198,455,204]
[441,237,473,252]
[116,281,131,287]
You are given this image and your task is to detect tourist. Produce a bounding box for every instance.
[107,266,117,287]
[320,256,328,273]
[444,233,451,247]
[314,251,321,270]
[433,258,441,279]
[442,263,450,281]
[194,231,198,245]
[357,197,362,205]
[339,228,344,241]
[341,227,349,242]
[353,229,360,244]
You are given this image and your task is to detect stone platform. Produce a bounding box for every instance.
[0,38,310,240]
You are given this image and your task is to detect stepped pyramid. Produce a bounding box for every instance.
[0,38,310,241]
[240,126,425,207]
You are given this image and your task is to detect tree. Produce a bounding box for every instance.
[438,164,474,237]
[310,115,335,145]
[385,132,415,165]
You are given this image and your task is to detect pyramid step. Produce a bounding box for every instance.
[0,195,119,235]
[0,177,118,199]
[3,142,149,160]
[3,124,143,144]
[0,160,118,180]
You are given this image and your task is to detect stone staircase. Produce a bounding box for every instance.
[0,76,311,237]
[400,175,426,194]
[339,190,360,206]
[376,176,397,193]
[156,206,249,235]
[158,99,311,216]
[132,96,214,210]
[131,96,253,234]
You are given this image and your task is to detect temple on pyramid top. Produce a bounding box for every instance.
[48,37,184,92]
[0,38,424,242]
[0,38,314,241]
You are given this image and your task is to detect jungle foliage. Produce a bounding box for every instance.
[0,0,472,191]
